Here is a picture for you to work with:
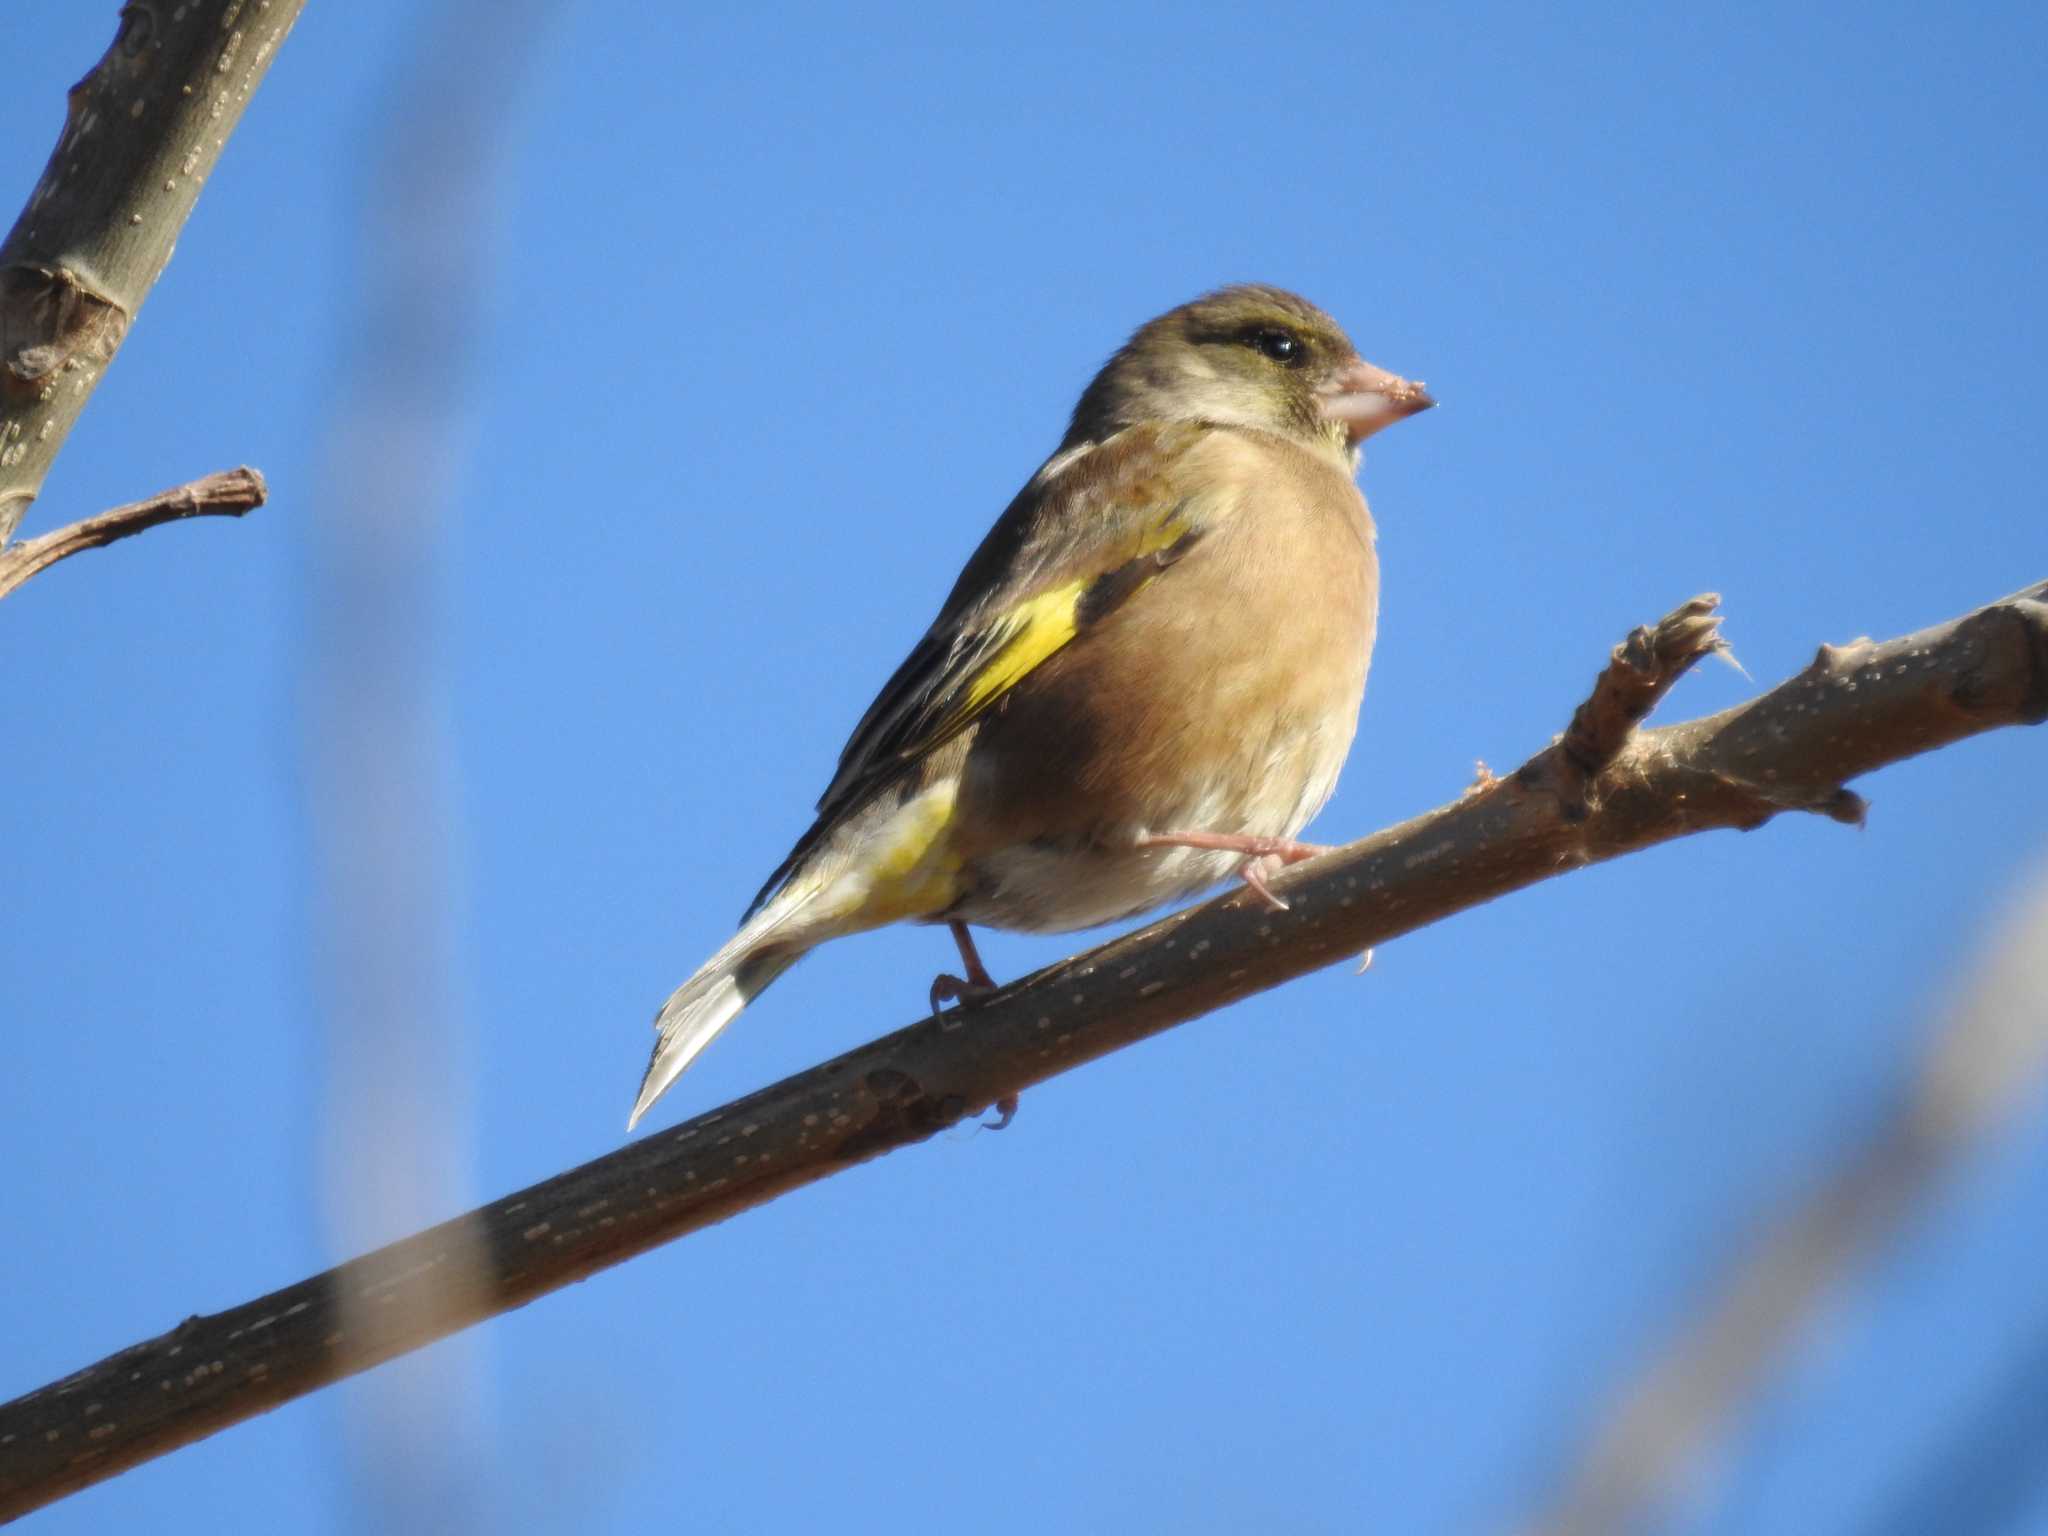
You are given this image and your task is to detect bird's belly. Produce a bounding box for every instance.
[947,703,1357,934]
[942,475,1376,935]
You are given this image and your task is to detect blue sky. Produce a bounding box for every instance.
[4,3,2046,1532]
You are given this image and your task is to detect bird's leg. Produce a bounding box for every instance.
[1135,830,1332,913]
[1137,830,1332,862]
[928,919,998,1013]
[927,922,1019,1128]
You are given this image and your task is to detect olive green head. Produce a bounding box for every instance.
[1063,284,1432,466]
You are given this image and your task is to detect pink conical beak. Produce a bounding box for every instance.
[1320,357,1435,445]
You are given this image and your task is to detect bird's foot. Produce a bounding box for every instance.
[929,970,998,1014]
[929,919,1000,1015]
[1137,830,1332,912]
[933,921,1018,1124]
[1239,854,1290,911]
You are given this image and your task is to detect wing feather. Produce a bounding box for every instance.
[742,423,1221,919]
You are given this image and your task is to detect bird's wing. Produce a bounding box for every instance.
[742,422,1224,919]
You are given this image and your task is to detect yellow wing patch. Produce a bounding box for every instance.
[945,506,1196,734]
[741,453,1216,925]
[959,582,1086,716]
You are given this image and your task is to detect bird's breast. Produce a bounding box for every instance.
[946,441,1379,932]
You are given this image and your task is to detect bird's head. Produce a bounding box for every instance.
[1062,284,1433,468]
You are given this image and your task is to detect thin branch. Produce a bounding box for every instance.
[1,580,2044,1520]
[0,2,307,545]
[0,467,266,599]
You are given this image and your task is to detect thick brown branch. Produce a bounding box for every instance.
[0,467,266,599]
[1,580,2043,1520]
[0,2,307,545]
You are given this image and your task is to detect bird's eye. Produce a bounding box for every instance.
[1251,328,1304,365]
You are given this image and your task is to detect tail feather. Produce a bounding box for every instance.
[627,914,808,1131]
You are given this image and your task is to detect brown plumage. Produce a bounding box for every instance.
[946,424,1379,931]
[630,285,1432,1129]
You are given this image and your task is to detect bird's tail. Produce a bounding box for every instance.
[627,903,811,1131]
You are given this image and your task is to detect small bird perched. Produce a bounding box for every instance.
[629,285,1431,1129]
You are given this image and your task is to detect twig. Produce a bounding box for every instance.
[0,3,307,545]
[0,581,2043,1520]
[1538,593,1731,820]
[0,468,267,600]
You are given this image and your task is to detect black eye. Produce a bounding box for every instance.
[1251,328,1304,365]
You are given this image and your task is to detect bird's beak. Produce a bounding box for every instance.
[1319,358,1435,445]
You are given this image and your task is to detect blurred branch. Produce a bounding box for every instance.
[0,467,265,599]
[303,1,556,1526]
[0,1,306,546]
[1527,852,2048,1536]
[1,579,2044,1520]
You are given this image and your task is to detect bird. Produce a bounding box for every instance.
[628,284,1432,1130]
